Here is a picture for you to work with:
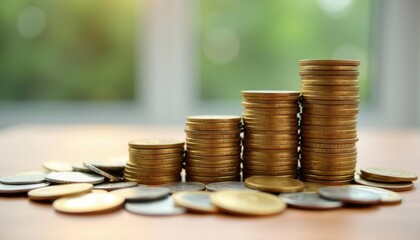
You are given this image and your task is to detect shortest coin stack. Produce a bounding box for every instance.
[184,115,242,184]
[125,139,185,185]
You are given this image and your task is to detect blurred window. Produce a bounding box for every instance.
[0,0,140,101]
[199,0,374,102]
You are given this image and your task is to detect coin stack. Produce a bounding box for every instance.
[299,59,360,184]
[125,139,185,185]
[241,91,300,179]
[184,116,242,184]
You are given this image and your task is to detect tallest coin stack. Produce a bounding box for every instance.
[299,59,360,184]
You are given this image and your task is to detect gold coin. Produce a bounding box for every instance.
[243,109,299,116]
[173,191,218,213]
[186,170,240,177]
[300,162,356,171]
[303,108,359,116]
[301,146,356,154]
[354,174,414,191]
[186,175,240,184]
[53,192,124,214]
[299,178,353,185]
[301,124,357,131]
[123,173,181,181]
[186,145,241,152]
[243,173,298,179]
[186,153,240,161]
[299,59,360,66]
[300,150,357,158]
[244,133,298,141]
[302,182,327,193]
[302,90,359,97]
[243,138,298,145]
[302,169,356,176]
[243,143,298,150]
[186,115,241,123]
[360,167,418,182]
[186,142,240,148]
[242,164,297,172]
[244,124,297,131]
[42,161,73,172]
[124,176,181,185]
[301,141,356,149]
[300,65,358,71]
[124,165,182,173]
[28,183,93,201]
[185,130,240,139]
[210,190,286,216]
[302,85,359,92]
[186,150,241,157]
[128,139,184,149]
[127,158,183,166]
[301,137,358,144]
[243,159,298,166]
[244,129,297,135]
[242,101,298,108]
[300,173,354,181]
[129,152,183,160]
[185,121,241,131]
[301,79,359,86]
[244,176,304,193]
[128,148,184,155]
[300,70,359,76]
[243,169,297,177]
[186,137,241,144]
[126,161,181,169]
[185,158,239,165]
[241,90,300,100]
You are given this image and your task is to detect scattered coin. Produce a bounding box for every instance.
[354,174,414,192]
[347,185,402,204]
[83,162,122,182]
[205,181,255,192]
[211,190,286,216]
[93,182,140,191]
[125,197,186,216]
[45,172,104,184]
[53,192,124,214]
[111,186,170,201]
[360,167,418,182]
[89,156,128,172]
[72,164,92,173]
[0,182,50,194]
[42,161,73,172]
[28,183,93,201]
[280,192,343,210]
[91,190,108,194]
[0,174,45,185]
[318,186,381,205]
[173,191,218,213]
[245,176,304,193]
[160,182,206,194]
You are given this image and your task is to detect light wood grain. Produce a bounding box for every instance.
[0,125,419,240]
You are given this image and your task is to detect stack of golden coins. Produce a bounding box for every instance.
[125,139,185,185]
[299,59,360,184]
[241,91,300,179]
[184,115,242,184]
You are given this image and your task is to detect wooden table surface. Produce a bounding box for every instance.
[0,124,419,240]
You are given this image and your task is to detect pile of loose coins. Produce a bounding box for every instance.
[241,91,300,179]
[184,116,242,183]
[125,140,185,185]
[299,59,360,184]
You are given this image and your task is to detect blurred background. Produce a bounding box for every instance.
[0,0,419,128]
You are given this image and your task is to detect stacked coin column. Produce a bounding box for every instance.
[241,91,300,179]
[184,116,242,184]
[299,59,360,184]
[125,140,185,185]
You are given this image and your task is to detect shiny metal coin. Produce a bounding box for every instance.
[42,161,73,172]
[0,182,50,194]
[72,164,92,173]
[93,182,140,191]
[125,197,186,216]
[83,162,122,182]
[173,191,217,213]
[28,183,93,200]
[347,185,402,204]
[111,186,170,201]
[280,192,343,209]
[53,192,124,214]
[0,174,45,185]
[318,186,381,205]
[45,172,104,184]
[206,181,255,192]
[160,182,206,194]
[89,156,127,172]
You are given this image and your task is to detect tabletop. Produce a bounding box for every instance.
[0,124,419,240]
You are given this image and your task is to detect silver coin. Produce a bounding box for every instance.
[0,182,50,193]
[111,186,170,201]
[160,182,206,194]
[206,181,255,192]
[93,182,141,191]
[89,157,127,172]
[319,186,381,205]
[45,172,104,184]
[347,185,402,204]
[125,197,185,216]
[83,162,122,182]
[280,192,343,210]
[172,191,217,213]
[73,164,93,173]
[0,174,45,185]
